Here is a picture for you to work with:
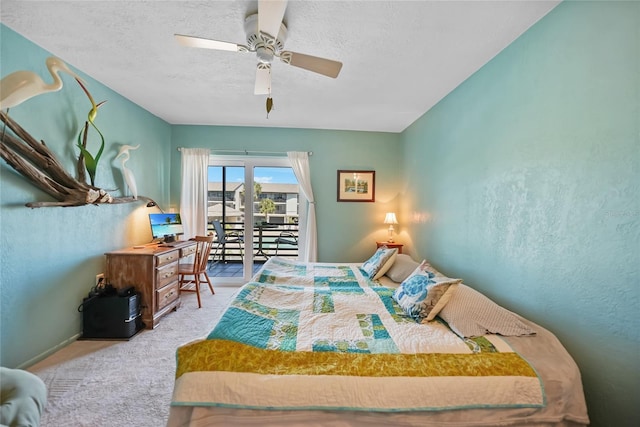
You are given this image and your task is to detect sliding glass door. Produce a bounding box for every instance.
[207,156,302,284]
[207,163,246,282]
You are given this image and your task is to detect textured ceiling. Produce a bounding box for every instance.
[1,1,559,133]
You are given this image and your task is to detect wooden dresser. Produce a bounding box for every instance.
[104,241,197,329]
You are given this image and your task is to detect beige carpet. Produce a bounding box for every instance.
[28,286,238,427]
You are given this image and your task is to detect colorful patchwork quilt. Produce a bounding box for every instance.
[172,257,544,412]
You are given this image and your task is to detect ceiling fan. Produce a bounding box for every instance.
[174,0,343,97]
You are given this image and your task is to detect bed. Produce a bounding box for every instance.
[167,251,589,427]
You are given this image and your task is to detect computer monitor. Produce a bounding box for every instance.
[148,213,184,243]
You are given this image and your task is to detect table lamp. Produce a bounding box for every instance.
[384,212,398,242]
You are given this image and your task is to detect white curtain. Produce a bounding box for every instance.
[180,148,209,239]
[287,151,317,262]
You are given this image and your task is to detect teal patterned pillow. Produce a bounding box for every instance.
[392,261,462,323]
[361,247,398,280]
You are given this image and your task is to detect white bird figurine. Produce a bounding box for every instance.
[0,57,82,110]
[115,144,140,200]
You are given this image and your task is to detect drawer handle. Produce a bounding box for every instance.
[162,271,175,279]
[164,290,175,300]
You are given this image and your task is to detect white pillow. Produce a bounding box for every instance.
[392,261,462,323]
[385,254,420,283]
[438,284,536,338]
[361,247,398,280]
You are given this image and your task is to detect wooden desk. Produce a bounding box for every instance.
[104,241,196,329]
[376,241,404,254]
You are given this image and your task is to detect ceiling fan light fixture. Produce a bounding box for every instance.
[256,45,275,63]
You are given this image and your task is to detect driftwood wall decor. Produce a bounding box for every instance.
[0,111,137,208]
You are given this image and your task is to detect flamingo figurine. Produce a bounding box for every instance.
[115,144,140,200]
[0,57,82,110]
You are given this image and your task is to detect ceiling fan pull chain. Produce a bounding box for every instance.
[266,97,273,119]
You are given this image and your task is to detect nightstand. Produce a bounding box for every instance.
[376,241,403,254]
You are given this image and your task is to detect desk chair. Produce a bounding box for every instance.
[211,220,244,263]
[274,231,298,256]
[178,235,215,308]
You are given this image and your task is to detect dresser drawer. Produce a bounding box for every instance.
[157,281,179,311]
[181,244,197,258]
[156,250,180,267]
[156,261,178,288]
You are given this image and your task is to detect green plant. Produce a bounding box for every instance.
[259,198,276,222]
[75,78,106,186]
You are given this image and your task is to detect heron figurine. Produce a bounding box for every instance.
[0,57,82,110]
[115,144,140,200]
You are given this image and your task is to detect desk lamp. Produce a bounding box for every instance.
[145,199,164,213]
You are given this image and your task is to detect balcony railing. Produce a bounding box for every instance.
[207,221,299,263]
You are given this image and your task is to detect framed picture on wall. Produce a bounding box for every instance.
[337,170,375,202]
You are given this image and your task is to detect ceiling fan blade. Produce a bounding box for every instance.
[280,51,343,78]
[174,34,245,52]
[258,0,288,39]
[254,64,271,95]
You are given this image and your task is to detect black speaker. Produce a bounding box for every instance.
[82,293,143,339]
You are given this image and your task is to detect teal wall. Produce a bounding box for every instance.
[171,125,401,262]
[400,2,639,426]
[0,25,173,367]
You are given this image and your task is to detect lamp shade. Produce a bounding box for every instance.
[384,212,398,225]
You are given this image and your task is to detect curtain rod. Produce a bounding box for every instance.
[177,148,312,156]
